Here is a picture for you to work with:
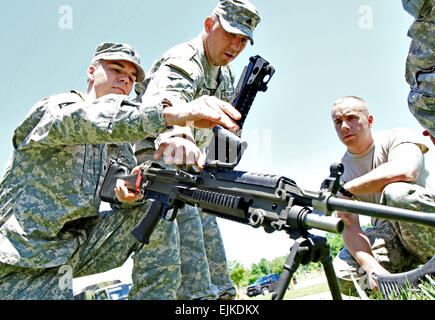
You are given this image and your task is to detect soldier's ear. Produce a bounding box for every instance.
[368,115,373,128]
[204,17,214,33]
[87,65,96,83]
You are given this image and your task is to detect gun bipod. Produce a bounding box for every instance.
[272,231,342,300]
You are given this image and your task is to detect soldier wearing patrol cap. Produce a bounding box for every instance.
[213,0,260,45]
[0,41,241,299]
[131,0,260,300]
[91,42,146,82]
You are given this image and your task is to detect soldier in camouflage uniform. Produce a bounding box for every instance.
[131,0,260,300]
[402,0,435,145]
[330,96,435,296]
[0,42,241,299]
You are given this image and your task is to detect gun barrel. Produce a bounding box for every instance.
[304,213,345,234]
[327,197,435,227]
[286,205,345,234]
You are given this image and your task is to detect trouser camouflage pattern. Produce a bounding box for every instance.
[130,152,235,300]
[176,206,218,299]
[130,205,214,300]
[0,204,146,300]
[129,214,182,300]
[333,220,421,296]
[333,182,435,296]
[176,207,236,299]
[130,204,236,300]
[199,211,236,299]
[402,0,435,136]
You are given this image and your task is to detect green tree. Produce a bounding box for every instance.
[248,262,263,284]
[229,262,249,289]
[257,258,270,274]
[325,232,344,257]
[270,256,286,274]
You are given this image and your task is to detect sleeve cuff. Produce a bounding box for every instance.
[139,99,168,135]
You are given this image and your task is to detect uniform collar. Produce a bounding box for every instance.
[346,141,375,159]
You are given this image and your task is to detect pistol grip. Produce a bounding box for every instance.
[131,198,162,244]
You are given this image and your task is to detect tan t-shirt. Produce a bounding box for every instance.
[340,127,431,205]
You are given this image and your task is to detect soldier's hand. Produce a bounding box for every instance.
[366,265,390,292]
[114,166,144,202]
[154,137,206,170]
[163,95,241,130]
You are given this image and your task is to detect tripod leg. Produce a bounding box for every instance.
[321,251,342,300]
[272,238,304,300]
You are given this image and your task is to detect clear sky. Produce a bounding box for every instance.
[1,1,434,291]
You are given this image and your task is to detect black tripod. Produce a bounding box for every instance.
[272,229,342,300]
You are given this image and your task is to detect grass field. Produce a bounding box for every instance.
[242,274,435,300]
[284,283,330,299]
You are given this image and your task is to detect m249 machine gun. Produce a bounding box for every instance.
[99,160,435,300]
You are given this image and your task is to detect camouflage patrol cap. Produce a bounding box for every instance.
[213,0,260,45]
[92,42,145,82]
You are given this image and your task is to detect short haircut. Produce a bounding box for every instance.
[332,96,369,116]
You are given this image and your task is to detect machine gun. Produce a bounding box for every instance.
[99,160,435,300]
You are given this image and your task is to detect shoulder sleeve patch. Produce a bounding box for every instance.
[41,92,82,109]
[165,56,200,80]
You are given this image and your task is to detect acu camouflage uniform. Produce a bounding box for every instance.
[0,91,169,299]
[132,35,236,300]
[131,0,260,300]
[402,0,435,136]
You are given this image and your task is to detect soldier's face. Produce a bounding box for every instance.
[89,60,137,98]
[204,17,249,66]
[332,102,373,153]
